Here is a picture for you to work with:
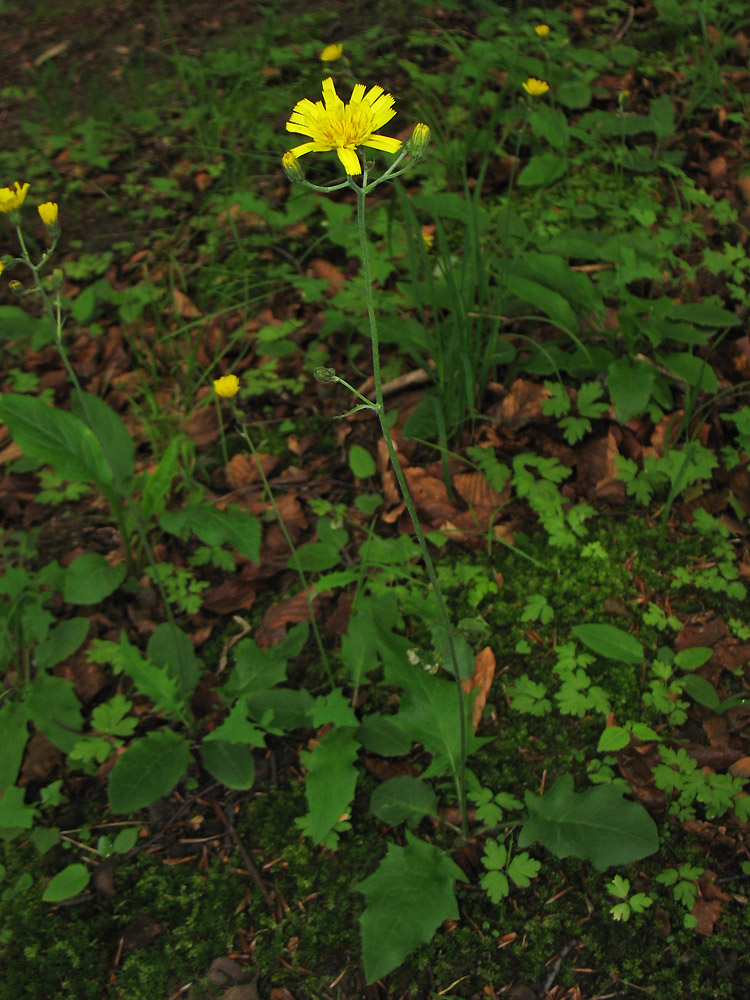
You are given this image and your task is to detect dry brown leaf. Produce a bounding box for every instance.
[227,452,279,489]
[500,378,551,423]
[256,589,330,647]
[309,258,346,293]
[172,287,202,318]
[691,898,723,936]
[453,470,508,510]
[462,646,496,730]
[729,756,750,778]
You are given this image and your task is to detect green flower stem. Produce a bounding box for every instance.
[13,225,137,578]
[350,173,470,838]
[11,225,191,685]
[229,401,334,688]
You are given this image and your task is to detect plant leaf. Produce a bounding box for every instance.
[572,623,644,664]
[370,776,438,828]
[519,773,658,870]
[0,394,113,490]
[108,730,192,813]
[42,863,91,902]
[357,832,463,983]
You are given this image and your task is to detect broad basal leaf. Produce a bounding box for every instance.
[519,773,658,870]
[108,730,191,813]
[357,832,463,983]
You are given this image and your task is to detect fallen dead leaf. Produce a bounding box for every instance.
[691,897,723,936]
[462,646,496,730]
[499,378,551,424]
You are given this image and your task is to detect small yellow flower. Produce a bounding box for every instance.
[0,181,30,213]
[422,229,434,251]
[535,24,550,37]
[320,43,343,62]
[522,77,550,97]
[214,374,240,398]
[285,77,402,176]
[0,261,3,277]
[282,151,304,183]
[38,201,58,226]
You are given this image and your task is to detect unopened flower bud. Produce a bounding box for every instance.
[314,366,338,383]
[282,151,304,183]
[409,123,431,161]
[52,268,64,290]
[38,201,59,227]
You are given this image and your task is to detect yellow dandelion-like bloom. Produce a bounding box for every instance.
[535,24,550,37]
[38,202,58,226]
[214,374,240,398]
[422,229,434,251]
[320,43,343,62]
[0,181,30,213]
[522,77,550,97]
[285,77,402,176]
[0,261,3,276]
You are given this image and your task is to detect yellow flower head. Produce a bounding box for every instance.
[522,77,550,97]
[285,77,402,176]
[320,43,343,62]
[535,24,550,37]
[0,261,3,277]
[213,374,240,398]
[0,181,30,213]
[38,202,58,227]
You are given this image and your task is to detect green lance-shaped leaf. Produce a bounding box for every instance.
[518,773,659,870]
[572,623,643,664]
[0,393,113,491]
[357,832,464,983]
[42,863,91,902]
[108,729,192,813]
[299,726,359,846]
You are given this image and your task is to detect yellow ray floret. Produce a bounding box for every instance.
[285,77,402,176]
[0,181,30,212]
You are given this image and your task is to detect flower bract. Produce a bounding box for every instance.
[522,77,550,96]
[38,202,58,226]
[0,181,30,213]
[320,43,343,62]
[535,24,550,37]
[214,374,240,398]
[285,77,402,176]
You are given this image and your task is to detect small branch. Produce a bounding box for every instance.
[211,800,275,913]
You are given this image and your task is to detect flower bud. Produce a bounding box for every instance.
[8,279,23,296]
[314,367,338,383]
[409,123,431,162]
[282,151,304,183]
[38,201,59,227]
[319,43,343,62]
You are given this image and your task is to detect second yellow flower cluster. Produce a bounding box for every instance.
[0,181,58,226]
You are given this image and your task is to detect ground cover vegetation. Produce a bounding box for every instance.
[1,0,750,996]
